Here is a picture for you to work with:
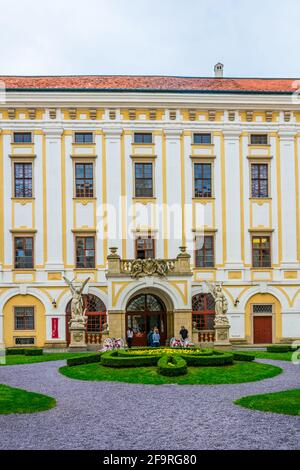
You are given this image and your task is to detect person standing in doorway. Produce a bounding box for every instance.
[152,327,160,347]
[127,327,134,348]
[179,325,189,342]
[147,327,154,346]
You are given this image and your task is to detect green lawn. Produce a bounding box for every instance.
[245,351,294,361]
[235,389,300,416]
[0,384,56,414]
[59,360,282,385]
[1,352,94,366]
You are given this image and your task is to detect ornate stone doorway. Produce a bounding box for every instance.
[126,294,167,346]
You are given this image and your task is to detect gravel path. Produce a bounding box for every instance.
[0,359,299,450]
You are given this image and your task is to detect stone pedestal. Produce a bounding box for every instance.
[68,323,87,352]
[173,309,192,340]
[214,324,231,348]
[108,310,126,340]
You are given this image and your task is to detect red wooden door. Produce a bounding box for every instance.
[253,316,272,344]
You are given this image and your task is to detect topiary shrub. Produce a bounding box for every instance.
[184,351,233,367]
[157,354,187,376]
[101,350,158,368]
[24,348,44,356]
[267,345,293,353]
[6,348,25,355]
[67,354,102,367]
[232,351,255,362]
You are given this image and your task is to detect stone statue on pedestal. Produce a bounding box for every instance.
[63,276,90,351]
[206,282,231,347]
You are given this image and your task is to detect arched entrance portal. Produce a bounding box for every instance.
[126,294,167,346]
[245,293,281,344]
[66,294,107,345]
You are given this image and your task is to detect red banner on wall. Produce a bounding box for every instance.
[52,318,59,339]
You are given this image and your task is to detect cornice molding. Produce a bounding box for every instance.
[278,129,297,139]
[164,129,182,138]
[222,128,242,139]
[4,91,300,109]
[42,127,63,138]
[102,127,123,138]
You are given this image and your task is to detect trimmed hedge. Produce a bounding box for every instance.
[101,350,158,368]
[6,348,26,355]
[267,345,293,353]
[67,354,102,367]
[232,351,255,362]
[24,348,43,356]
[157,354,187,376]
[183,351,233,367]
[6,348,44,356]
[105,349,233,367]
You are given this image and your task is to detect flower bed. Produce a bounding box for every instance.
[100,348,234,372]
[121,347,215,356]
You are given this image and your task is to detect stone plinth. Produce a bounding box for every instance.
[214,324,231,348]
[68,323,87,352]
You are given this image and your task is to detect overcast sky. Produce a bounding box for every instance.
[0,0,299,78]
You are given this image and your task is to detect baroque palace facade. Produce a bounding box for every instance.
[1,69,300,349]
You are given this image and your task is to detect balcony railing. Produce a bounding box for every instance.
[106,247,192,278]
[86,332,102,345]
[198,330,215,343]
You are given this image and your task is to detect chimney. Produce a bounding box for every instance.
[214,63,224,78]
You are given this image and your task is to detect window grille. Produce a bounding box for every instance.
[253,304,273,314]
[15,337,35,345]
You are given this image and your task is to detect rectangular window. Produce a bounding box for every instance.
[251,163,268,198]
[13,132,32,144]
[14,306,34,330]
[76,236,95,268]
[74,132,93,144]
[193,133,212,144]
[135,162,153,197]
[250,134,268,145]
[136,236,155,259]
[134,133,153,144]
[252,236,271,267]
[75,163,94,198]
[194,163,212,197]
[14,163,33,198]
[195,236,214,268]
[14,237,34,269]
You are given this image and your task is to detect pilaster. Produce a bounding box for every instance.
[43,127,64,272]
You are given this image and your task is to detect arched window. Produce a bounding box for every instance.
[126,294,165,312]
[192,293,215,330]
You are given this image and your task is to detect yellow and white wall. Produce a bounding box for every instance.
[1,95,300,347]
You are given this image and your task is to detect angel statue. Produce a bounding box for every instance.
[63,276,90,322]
[205,282,229,326]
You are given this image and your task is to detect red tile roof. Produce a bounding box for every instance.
[0,75,299,93]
